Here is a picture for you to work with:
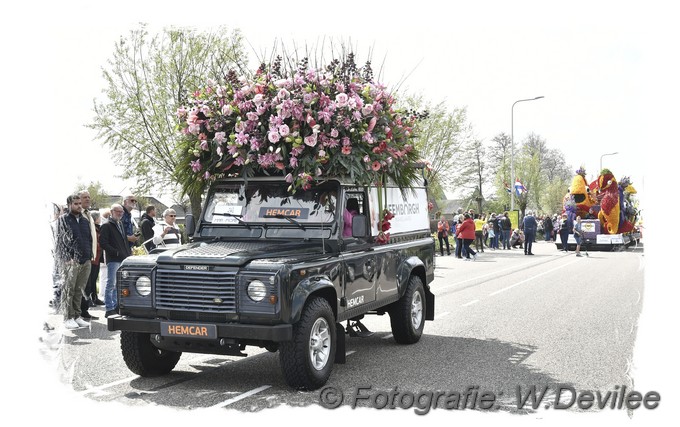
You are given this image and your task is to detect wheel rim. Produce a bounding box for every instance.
[309,317,331,371]
[411,291,423,329]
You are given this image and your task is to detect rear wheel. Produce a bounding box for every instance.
[389,275,426,344]
[279,297,336,390]
[120,331,181,376]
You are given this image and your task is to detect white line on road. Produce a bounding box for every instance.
[489,260,578,296]
[346,350,356,356]
[436,260,536,292]
[211,385,272,408]
[437,311,451,318]
[461,300,479,307]
[80,375,139,396]
[382,334,393,340]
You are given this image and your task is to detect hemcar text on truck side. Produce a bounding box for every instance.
[108,176,435,390]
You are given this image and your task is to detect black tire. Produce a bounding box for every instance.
[279,297,336,390]
[389,275,426,344]
[120,331,181,377]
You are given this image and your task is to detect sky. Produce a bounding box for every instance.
[3,0,679,425]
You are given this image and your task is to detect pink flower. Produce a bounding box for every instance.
[214,132,226,144]
[372,161,381,171]
[204,171,211,180]
[246,112,259,122]
[335,93,348,107]
[289,156,298,168]
[361,104,373,116]
[200,140,209,151]
[285,173,293,183]
[253,93,264,106]
[367,117,377,132]
[330,128,339,138]
[190,160,202,172]
[236,132,249,145]
[318,149,326,158]
[303,93,314,104]
[342,146,352,155]
[304,134,317,147]
[279,124,290,137]
[363,155,370,163]
[268,131,281,143]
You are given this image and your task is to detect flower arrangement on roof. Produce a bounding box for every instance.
[575,166,586,177]
[176,53,427,195]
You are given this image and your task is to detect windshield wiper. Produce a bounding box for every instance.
[212,212,251,229]
[268,214,306,230]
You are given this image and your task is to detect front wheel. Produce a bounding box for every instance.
[120,331,181,377]
[389,275,426,344]
[279,297,336,390]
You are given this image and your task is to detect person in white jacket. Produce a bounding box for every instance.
[152,208,183,249]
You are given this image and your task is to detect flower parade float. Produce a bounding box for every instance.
[558,167,641,251]
[106,54,438,391]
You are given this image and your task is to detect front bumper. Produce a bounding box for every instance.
[107,316,292,342]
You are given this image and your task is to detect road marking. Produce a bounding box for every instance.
[80,375,139,396]
[382,333,393,340]
[346,350,356,356]
[211,385,272,408]
[437,311,451,318]
[436,261,536,292]
[489,260,578,296]
[461,300,479,307]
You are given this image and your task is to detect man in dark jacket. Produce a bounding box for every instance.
[543,215,554,242]
[522,210,538,255]
[139,205,156,252]
[56,194,93,329]
[100,204,132,317]
[501,212,512,250]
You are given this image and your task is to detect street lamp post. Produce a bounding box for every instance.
[511,96,544,211]
[599,152,618,173]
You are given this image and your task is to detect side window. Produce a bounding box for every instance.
[343,192,368,238]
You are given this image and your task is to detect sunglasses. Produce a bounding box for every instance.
[167,214,176,217]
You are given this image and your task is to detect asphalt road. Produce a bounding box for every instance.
[38,240,645,417]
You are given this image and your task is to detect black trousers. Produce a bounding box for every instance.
[80,263,100,313]
[438,232,450,255]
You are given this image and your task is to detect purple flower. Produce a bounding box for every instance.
[190,160,202,172]
[200,140,209,151]
[246,112,259,122]
[289,156,298,168]
[214,132,226,144]
[236,132,249,146]
[330,128,339,138]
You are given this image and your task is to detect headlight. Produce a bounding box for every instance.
[247,280,267,302]
[135,275,151,296]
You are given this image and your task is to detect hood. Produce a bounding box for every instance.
[155,240,334,266]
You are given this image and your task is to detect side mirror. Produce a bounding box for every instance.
[185,213,195,238]
[351,214,367,238]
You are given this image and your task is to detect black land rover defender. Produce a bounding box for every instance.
[108,177,435,390]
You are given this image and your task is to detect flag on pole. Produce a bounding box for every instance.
[514,178,527,196]
[504,182,512,194]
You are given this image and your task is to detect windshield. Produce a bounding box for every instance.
[204,181,338,226]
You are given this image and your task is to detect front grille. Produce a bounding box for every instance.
[155,268,238,313]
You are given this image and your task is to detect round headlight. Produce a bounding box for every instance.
[136,275,151,296]
[247,280,267,302]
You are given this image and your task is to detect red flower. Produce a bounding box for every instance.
[372,161,381,171]
[342,146,352,155]
[381,221,391,232]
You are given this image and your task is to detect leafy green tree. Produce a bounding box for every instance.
[73,180,109,210]
[403,95,473,200]
[89,24,246,219]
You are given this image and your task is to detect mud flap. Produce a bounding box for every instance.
[425,288,435,321]
[335,323,346,364]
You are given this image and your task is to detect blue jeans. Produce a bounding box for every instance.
[502,230,511,248]
[105,261,121,311]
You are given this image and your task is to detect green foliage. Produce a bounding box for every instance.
[73,180,109,210]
